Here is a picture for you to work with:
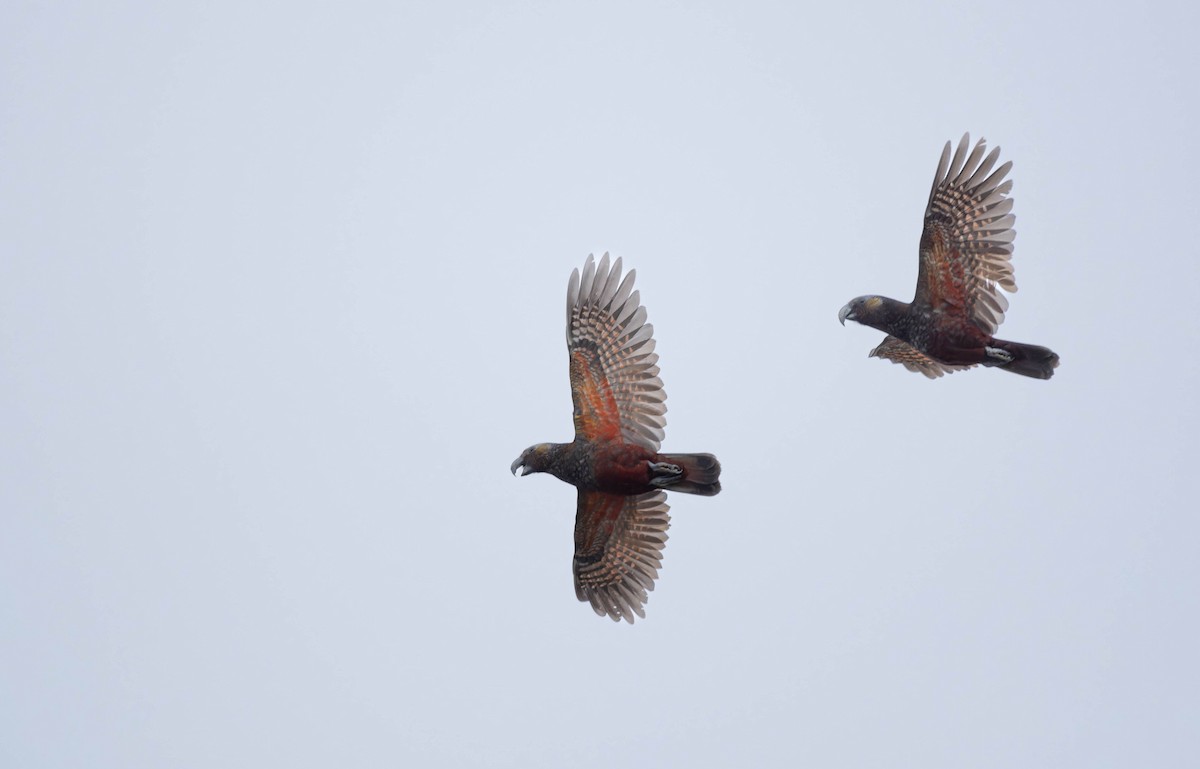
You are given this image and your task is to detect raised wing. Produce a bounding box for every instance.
[566,253,666,450]
[870,335,975,379]
[573,490,670,623]
[915,133,1016,335]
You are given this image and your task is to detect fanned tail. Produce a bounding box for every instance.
[989,339,1060,380]
[659,453,722,496]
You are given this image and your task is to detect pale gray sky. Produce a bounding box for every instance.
[2,2,1198,767]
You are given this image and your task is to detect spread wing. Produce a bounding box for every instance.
[573,490,670,623]
[915,134,1017,335]
[566,253,666,451]
[870,335,975,379]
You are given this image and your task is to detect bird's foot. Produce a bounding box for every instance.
[648,462,683,487]
[984,346,1013,365]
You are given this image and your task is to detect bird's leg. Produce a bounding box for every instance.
[648,461,684,488]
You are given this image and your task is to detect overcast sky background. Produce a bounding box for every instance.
[2,2,1198,767]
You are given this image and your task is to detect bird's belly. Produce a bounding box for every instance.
[925,326,991,364]
[591,446,656,494]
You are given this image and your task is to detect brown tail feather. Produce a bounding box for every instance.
[659,452,721,496]
[991,339,1060,380]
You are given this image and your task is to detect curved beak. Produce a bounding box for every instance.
[838,304,854,326]
[510,456,529,476]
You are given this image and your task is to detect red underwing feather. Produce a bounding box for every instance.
[566,253,667,450]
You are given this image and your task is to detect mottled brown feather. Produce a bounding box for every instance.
[915,134,1016,335]
[870,335,976,379]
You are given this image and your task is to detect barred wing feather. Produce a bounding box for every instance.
[916,133,1017,335]
[870,335,976,378]
[573,490,670,624]
[566,253,667,451]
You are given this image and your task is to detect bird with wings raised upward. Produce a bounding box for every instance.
[839,134,1060,379]
[511,253,721,623]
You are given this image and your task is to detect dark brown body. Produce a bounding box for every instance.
[515,440,720,497]
[862,299,991,364]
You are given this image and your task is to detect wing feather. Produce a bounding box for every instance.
[566,253,667,450]
[573,490,671,624]
[870,335,976,378]
[915,133,1018,335]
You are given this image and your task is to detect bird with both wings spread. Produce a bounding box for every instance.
[511,254,721,623]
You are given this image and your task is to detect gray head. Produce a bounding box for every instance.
[510,443,554,477]
[838,295,886,327]
[840,295,915,335]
